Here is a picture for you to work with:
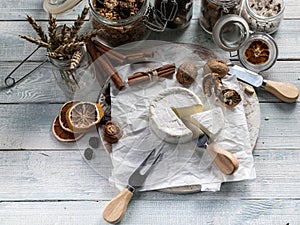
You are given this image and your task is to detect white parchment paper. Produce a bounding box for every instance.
[108,62,256,192]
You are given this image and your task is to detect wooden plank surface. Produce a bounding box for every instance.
[1,19,300,61]
[0,0,299,224]
[0,148,299,201]
[0,200,299,225]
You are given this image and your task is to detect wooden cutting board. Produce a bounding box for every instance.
[82,42,261,193]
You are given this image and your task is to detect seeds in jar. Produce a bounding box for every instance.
[241,0,284,33]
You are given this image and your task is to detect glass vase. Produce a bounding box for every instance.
[49,47,89,100]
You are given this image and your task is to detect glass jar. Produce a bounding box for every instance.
[89,0,151,47]
[154,0,192,29]
[49,46,90,99]
[213,14,278,72]
[200,0,241,34]
[240,0,285,34]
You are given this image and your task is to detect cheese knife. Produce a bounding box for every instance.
[228,65,299,103]
[197,133,239,175]
[102,148,163,224]
[172,106,239,175]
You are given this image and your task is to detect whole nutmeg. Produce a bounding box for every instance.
[103,121,123,144]
[216,88,242,109]
[176,62,198,86]
[202,73,222,97]
[203,59,229,78]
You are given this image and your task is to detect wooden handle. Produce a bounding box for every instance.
[263,80,299,103]
[102,188,134,224]
[206,143,239,175]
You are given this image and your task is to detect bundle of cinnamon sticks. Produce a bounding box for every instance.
[127,64,176,85]
[86,39,156,90]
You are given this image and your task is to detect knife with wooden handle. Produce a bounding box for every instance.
[229,65,299,103]
[172,106,239,175]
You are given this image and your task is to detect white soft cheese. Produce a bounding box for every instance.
[190,107,224,138]
[149,87,202,144]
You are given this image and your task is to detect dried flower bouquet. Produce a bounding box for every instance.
[20,6,100,71]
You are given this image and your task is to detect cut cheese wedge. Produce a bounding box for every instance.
[149,87,202,144]
[190,107,224,138]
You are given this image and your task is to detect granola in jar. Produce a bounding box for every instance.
[89,0,150,47]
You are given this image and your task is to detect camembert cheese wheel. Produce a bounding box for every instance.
[149,87,202,144]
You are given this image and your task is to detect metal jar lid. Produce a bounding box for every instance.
[212,14,250,52]
[212,14,278,72]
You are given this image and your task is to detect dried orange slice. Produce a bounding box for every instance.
[52,116,84,142]
[59,100,80,133]
[66,102,104,133]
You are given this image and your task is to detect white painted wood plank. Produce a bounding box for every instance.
[0,0,86,20]
[0,60,299,104]
[0,200,299,225]
[0,149,299,200]
[0,0,298,20]
[1,19,300,62]
[0,101,300,150]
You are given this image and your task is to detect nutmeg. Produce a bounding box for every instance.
[176,62,198,86]
[203,59,229,78]
[202,73,222,97]
[216,88,242,109]
[103,121,123,144]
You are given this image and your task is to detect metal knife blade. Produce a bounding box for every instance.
[228,64,299,103]
[228,65,264,87]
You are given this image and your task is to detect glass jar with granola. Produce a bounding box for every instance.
[89,0,151,47]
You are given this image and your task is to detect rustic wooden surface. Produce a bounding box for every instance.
[0,0,299,224]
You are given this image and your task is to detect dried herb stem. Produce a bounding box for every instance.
[48,14,58,50]
[45,51,65,60]
[26,15,48,42]
[54,41,85,56]
[68,6,89,42]
[70,51,82,70]
[19,35,50,48]
[76,29,102,42]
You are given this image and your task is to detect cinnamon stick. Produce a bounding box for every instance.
[127,64,175,85]
[86,40,125,90]
[92,40,126,64]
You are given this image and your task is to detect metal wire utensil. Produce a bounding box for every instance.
[4,46,47,88]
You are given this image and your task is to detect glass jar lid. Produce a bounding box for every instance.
[212,14,278,72]
[212,14,250,52]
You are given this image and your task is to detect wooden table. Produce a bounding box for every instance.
[1,1,299,224]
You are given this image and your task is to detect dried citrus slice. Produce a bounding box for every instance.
[52,116,84,142]
[59,100,80,133]
[66,102,104,133]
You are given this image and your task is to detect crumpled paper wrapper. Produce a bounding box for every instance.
[107,61,256,192]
